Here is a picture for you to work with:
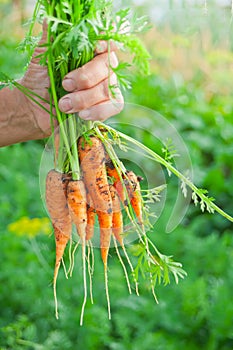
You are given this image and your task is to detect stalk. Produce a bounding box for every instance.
[27,0,41,38]
[100,123,233,223]
[13,82,51,114]
[68,115,80,179]
[44,1,97,174]
[46,22,74,172]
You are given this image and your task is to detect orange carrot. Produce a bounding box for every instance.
[125,170,144,224]
[78,136,112,211]
[67,178,88,325]
[110,184,140,296]
[67,179,87,240]
[86,193,96,241]
[110,185,123,246]
[106,157,127,205]
[46,169,72,273]
[97,210,112,267]
[78,136,113,267]
[78,135,113,320]
[45,169,72,318]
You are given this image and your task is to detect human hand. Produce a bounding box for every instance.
[21,23,124,139]
[59,42,124,121]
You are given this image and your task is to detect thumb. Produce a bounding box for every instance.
[31,20,48,64]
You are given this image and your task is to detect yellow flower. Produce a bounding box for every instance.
[8,216,51,238]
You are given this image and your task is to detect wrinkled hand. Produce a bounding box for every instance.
[59,44,123,121]
[21,24,124,139]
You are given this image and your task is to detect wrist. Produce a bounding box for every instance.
[0,85,46,147]
[19,64,52,140]
[18,78,49,136]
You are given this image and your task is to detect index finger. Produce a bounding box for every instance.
[62,51,118,92]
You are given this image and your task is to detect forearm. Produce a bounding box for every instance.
[0,86,43,147]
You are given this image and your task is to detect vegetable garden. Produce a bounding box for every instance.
[0,0,233,349]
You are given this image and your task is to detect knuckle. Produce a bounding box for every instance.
[77,66,93,89]
[74,93,87,111]
[101,79,110,99]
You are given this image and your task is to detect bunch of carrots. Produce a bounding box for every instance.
[8,0,232,325]
[46,130,146,323]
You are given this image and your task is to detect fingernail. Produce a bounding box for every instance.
[59,97,72,112]
[62,78,75,91]
[79,109,90,119]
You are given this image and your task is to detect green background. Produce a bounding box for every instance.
[0,1,233,349]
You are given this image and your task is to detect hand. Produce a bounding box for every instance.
[21,24,124,139]
[59,46,124,121]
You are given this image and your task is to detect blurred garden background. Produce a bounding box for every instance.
[0,0,233,349]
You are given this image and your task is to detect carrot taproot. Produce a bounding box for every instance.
[109,184,140,295]
[78,135,112,319]
[110,184,132,294]
[78,135,113,267]
[78,136,112,211]
[67,178,88,325]
[67,179,87,240]
[97,210,112,267]
[45,169,72,319]
[110,185,123,246]
[86,192,96,241]
[106,157,127,205]
[125,170,144,224]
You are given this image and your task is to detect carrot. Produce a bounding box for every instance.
[106,157,127,205]
[125,170,144,224]
[126,171,157,302]
[66,178,88,325]
[78,135,112,319]
[110,185,123,246]
[109,184,140,295]
[78,135,113,266]
[67,179,87,240]
[97,210,112,267]
[45,169,72,319]
[86,193,96,241]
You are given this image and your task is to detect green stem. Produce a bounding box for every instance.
[17,338,41,348]
[103,124,233,223]
[68,114,80,179]
[47,22,73,172]
[14,85,51,115]
[14,82,51,110]
[84,120,94,131]
[56,47,80,178]
[94,126,144,233]
[28,0,41,37]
